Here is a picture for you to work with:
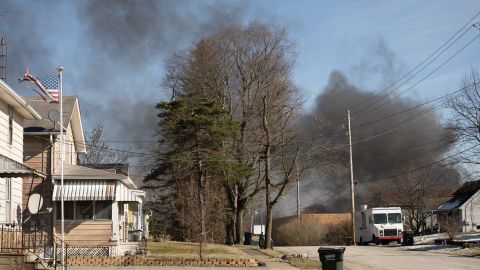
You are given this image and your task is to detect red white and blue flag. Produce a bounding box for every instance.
[18,68,59,103]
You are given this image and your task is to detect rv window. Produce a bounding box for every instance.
[373,213,387,224]
[388,213,402,223]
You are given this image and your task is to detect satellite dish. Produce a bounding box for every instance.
[27,193,44,215]
[48,109,60,123]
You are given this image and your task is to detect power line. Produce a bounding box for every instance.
[350,9,480,113]
[354,32,480,118]
[351,103,441,145]
[357,144,478,184]
[352,81,480,130]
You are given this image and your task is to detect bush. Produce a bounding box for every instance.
[274,217,351,246]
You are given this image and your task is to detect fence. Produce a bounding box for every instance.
[0,224,22,252]
[0,223,70,269]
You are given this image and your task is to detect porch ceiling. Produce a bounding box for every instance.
[0,154,45,177]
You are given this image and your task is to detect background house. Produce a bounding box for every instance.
[22,96,145,256]
[52,163,145,256]
[22,96,85,236]
[437,180,480,233]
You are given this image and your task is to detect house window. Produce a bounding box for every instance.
[56,201,112,220]
[95,201,112,220]
[7,106,13,145]
[75,202,93,220]
[5,178,11,223]
[69,143,74,164]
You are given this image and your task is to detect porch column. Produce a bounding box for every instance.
[111,201,119,241]
[138,202,142,231]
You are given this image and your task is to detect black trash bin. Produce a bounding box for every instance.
[402,230,414,246]
[318,247,345,270]
[244,232,252,245]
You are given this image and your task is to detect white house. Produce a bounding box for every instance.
[438,180,480,233]
[0,79,42,227]
[51,164,145,256]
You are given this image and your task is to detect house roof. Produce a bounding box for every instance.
[81,164,129,176]
[438,180,480,210]
[53,163,125,180]
[23,96,86,153]
[0,80,41,120]
[52,164,137,189]
[23,96,76,131]
[422,196,453,212]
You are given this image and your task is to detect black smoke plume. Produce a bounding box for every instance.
[0,0,264,181]
[275,70,460,216]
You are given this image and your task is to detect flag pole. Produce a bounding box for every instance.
[57,66,65,270]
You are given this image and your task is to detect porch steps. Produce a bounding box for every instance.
[34,259,55,270]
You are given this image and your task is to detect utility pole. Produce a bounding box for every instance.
[296,163,300,219]
[347,110,356,245]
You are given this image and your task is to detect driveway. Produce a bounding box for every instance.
[276,245,479,270]
[275,245,480,270]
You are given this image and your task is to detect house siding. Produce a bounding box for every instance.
[53,124,77,171]
[461,190,480,232]
[0,98,26,224]
[55,220,113,246]
[24,136,50,173]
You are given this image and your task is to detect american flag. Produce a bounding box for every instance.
[18,68,59,103]
[38,75,59,102]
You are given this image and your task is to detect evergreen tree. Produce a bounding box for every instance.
[146,98,249,258]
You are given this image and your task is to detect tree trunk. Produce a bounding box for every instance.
[262,96,273,249]
[236,207,244,244]
[265,203,273,249]
[224,183,237,245]
[225,217,234,245]
[198,174,206,260]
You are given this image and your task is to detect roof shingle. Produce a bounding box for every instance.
[23,96,77,132]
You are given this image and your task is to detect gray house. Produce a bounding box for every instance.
[437,180,480,233]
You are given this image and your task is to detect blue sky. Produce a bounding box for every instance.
[275,0,480,110]
[1,0,480,151]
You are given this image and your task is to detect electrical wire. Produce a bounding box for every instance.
[350,9,480,113]
[355,32,480,118]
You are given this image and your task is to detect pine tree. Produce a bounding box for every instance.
[147,98,248,258]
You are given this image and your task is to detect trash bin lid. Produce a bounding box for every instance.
[318,247,345,252]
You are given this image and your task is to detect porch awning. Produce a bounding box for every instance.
[53,180,116,201]
[0,154,45,177]
[116,182,145,203]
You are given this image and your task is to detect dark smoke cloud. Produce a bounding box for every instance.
[274,70,459,216]
[275,39,459,216]
[1,0,266,181]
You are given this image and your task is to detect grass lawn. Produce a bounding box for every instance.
[146,240,251,259]
[287,257,321,269]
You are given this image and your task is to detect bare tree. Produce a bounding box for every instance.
[161,24,307,245]
[80,124,130,164]
[369,165,459,234]
[446,69,480,166]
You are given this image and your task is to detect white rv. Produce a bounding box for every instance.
[355,206,404,245]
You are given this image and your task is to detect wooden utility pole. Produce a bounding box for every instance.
[347,110,356,245]
[296,163,300,219]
